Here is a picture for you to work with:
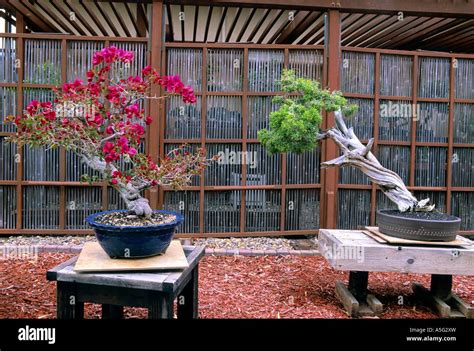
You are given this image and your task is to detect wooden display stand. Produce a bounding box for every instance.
[319,228,474,318]
[47,245,205,319]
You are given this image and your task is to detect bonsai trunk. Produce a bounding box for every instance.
[318,110,433,213]
[82,155,153,217]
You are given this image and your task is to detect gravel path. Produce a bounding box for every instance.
[0,235,318,251]
[0,235,97,247]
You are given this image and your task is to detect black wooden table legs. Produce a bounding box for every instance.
[177,265,199,320]
[102,304,124,319]
[148,293,174,319]
[57,282,84,319]
[413,274,473,319]
[335,271,383,317]
[56,266,199,320]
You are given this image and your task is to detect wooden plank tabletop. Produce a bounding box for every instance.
[47,245,206,293]
[319,229,474,276]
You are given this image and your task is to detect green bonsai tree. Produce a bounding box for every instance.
[258,70,356,154]
[258,70,433,213]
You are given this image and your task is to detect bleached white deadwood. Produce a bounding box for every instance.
[318,110,434,212]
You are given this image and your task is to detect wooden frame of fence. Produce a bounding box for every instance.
[336,46,474,233]
[0,4,473,236]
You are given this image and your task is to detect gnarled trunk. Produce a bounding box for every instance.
[82,155,153,217]
[318,110,433,212]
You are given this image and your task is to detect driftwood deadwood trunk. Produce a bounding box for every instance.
[318,110,434,213]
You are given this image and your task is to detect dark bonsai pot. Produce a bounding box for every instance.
[377,209,461,242]
[86,210,183,258]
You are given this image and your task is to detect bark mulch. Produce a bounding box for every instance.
[0,253,472,319]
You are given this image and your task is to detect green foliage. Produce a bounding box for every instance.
[258,70,357,154]
[23,62,61,85]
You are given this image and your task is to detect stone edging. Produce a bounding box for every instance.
[0,245,320,257]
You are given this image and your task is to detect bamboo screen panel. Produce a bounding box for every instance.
[0,37,17,83]
[0,34,472,236]
[163,46,324,236]
[0,87,16,132]
[339,49,474,232]
[0,186,16,229]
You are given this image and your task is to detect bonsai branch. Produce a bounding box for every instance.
[318,110,434,213]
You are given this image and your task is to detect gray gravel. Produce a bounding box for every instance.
[0,235,318,251]
[0,235,96,247]
[193,236,318,250]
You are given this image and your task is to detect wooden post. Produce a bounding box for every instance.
[102,304,124,319]
[409,55,418,189]
[15,13,25,231]
[149,1,164,210]
[348,271,369,300]
[59,39,67,231]
[148,292,174,319]
[177,266,199,319]
[57,282,84,319]
[370,53,381,225]
[430,274,453,300]
[446,57,455,214]
[199,47,207,235]
[323,10,341,229]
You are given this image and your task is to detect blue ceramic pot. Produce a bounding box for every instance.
[85,210,183,258]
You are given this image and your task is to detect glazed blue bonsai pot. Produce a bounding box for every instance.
[85,209,184,259]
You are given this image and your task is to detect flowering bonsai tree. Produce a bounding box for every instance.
[259,70,433,213]
[7,46,207,218]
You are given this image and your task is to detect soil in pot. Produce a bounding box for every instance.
[381,210,455,221]
[377,209,461,242]
[95,212,177,227]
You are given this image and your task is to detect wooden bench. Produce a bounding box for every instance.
[47,245,205,319]
[319,229,474,318]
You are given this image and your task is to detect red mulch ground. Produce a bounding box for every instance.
[0,253,473,319]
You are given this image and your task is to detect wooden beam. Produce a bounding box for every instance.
[367,17,429,48]
[7,0,53,32]
[46,0,87,35]
[214,6,228,42]
[246,8,271,42]
[267,10,301,44]
[203,5,213,42]
[383,17,451,49]
[342,15,391,46]
[109,2,133,37]
[225,7,242,42]
[236,7,256,42]
[296,12,325,45]
[193,5,199,42]
[136,2,148,37]
[76,0,109,36]
[93,1,121,37]
[124,2,141,37]
[148,0,163,209]
[164,0,474,17]
[347,16,400,47]
[166,4,174,41]
[276,10,316,44]
[180,4,185,41]
[257,9,284,44]
[63,0,102,36]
